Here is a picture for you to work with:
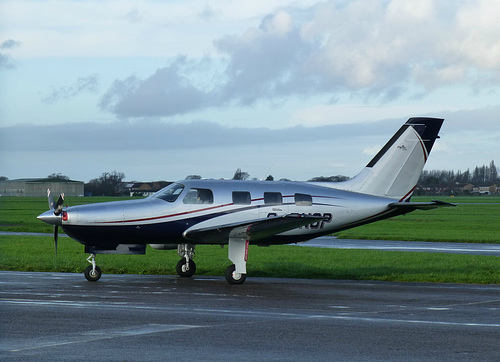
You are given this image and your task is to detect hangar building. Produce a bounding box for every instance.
[0,178,84,197]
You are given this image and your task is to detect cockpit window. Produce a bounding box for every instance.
[182,188,214,204]
[151,183,184,202]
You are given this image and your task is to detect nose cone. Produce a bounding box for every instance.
[37,210,62,226]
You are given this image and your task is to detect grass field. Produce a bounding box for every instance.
[336,196,500,243]
[1,195,499,283]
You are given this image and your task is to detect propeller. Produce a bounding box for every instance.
[46,189,64,257]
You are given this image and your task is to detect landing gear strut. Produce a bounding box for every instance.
[84,253,102,282]
[225,238,248,284]
[176,243,196,277]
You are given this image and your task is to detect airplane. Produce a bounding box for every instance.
[38,117,454,284]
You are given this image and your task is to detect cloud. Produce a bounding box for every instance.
[99,58,215,117]
[1,39,22,49]
[42,74,99,104]
[0,39,22,69]
[214,10,316,104]
[0,53,15,69]
[2,107,499,181]
[96,1,500,120]
[5,106,499,154]
[0,117,397,153]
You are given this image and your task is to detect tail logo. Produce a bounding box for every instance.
[397,145,407,150]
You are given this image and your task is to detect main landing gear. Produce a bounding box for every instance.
[175,240,249,284]
[225,238,248,284]
[84,254,102,282]
[176,243,196,277]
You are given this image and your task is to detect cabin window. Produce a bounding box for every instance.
[233,191,251,205]
[264,192,282,205]
[152,183,184,202]
[182,188,214,204]
[295,193,312,206]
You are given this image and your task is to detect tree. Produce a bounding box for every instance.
[85,171,125,196]
[308,175,350,182]
[489,160,498,183]
[232,168,249,180]
[185,175,202,179]
[417,161,499,196]
[265,175,274,181]
[0,176,8,181]
[47,173,69,180]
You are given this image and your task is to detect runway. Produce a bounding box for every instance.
[1,271,499,361]
[299,236,500,256]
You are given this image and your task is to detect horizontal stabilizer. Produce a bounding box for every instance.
[183,214,327,243]
[389,200,456,211]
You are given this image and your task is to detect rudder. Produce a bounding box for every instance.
[333,117,444,200]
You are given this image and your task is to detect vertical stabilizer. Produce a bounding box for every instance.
[330,117,444,200]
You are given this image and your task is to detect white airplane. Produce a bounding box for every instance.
[38,117,453,284]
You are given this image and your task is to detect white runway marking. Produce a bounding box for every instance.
[3,298,500,329]
[2,324,201,352]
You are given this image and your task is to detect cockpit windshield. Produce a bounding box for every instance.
[151,183,185,202]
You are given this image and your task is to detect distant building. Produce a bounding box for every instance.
[471,185,498,196]
[0,178,84,197]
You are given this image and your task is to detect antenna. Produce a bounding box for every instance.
[260,160,277,181]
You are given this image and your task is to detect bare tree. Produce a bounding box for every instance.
[47,173,70,180]
[232,168,249,180]
[86,171,125,196]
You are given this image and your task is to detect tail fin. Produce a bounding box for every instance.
[333,117,444,200]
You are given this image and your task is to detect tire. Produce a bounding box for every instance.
[176,259,196,277]
[225,264,246,285]
[84,265,102,282]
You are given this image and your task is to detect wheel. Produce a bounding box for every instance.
[176,259,196,277]
[84,265,102,282]
[225,264,246,285]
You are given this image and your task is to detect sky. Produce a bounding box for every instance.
[1,0,499,183]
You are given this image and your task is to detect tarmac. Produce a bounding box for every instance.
[1,271,499,361]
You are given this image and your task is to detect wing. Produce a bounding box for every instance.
[183,214,326,243]
[389,200,456,211]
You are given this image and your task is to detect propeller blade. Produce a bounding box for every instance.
[54,193,65,216]
[54,225,58,257]
[47,189,55,210]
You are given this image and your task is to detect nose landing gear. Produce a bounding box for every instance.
[176,243,196,277]
[84,254,102,282]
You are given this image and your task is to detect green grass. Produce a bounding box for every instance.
[335,201,500,243]
[1,236,499,284]
[1,195,499,283]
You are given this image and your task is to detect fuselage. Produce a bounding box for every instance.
[43,179,401,250]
